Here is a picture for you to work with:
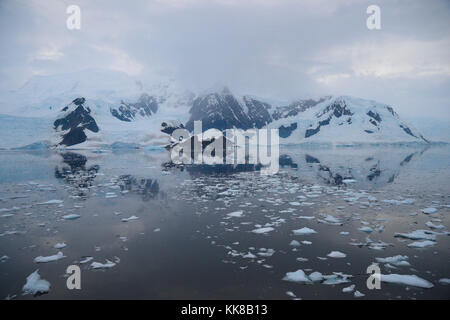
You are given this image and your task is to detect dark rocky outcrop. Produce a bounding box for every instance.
[53,98,99,146]
[110,93,159,122]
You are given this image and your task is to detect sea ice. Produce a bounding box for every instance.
[421,207,437,214]
[53,243,67,249]
[22,270,50,295]
[293,227,317,235]
[251,227,274,234]
[121,215,139,222]
[327,251,347,258]
[380,274,434,288]
[90,260,116,269]
[375,255,410,267]
[407,240,435,248]
[227,211,244,218]
[283,269,312,284]
[63,214,81,220]
[34,251,65,263]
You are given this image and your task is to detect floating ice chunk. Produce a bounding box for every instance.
[79,257,93,264]
[340,232,349,235]
[283,269,312,284]
[301,240,312,245]
[422,207,437,214]
[286,291,296,298]
[0,255,9,262]
[37,200,63,205]
[376,255,410,267]
[380,274,434,288]
[308,272,324,282]
[318,215,342,226]
[382,199,415,205]
[289,240,301,247]
[296,257,308,262]
[251,227,274,234]
[293,227,317,235]
[327,251,347,258]
[105,192,117,198]
[394,229,437,241]
[227,211,244,218]
[425,221,445,230]
[358,226,373,233]
[322,272,352,285]
[63,214,80,220]
[53,243,66,249]
[121,215,139,222]
[243,252,257,259]
[439,278,450,285]
[22,270,50,295]
[34,251,65,263]
[342,284,355,293]
[258,248,275,257]
[343,179,356,184]
[90,260,116,269]
[298,216,315,220]
[153,228,160,232]
[407,240,435,248]
[354,290,365,298]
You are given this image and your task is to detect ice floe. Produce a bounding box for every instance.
[90,260,116,269]
[251,227,274,234]
[34,251,66,263]
[22,270,50,295]
[293,227,317,235]
[227,211,244,218]
[380,274,434,288]
[121,215,139,222]
[327,251,347,258]
[407,240,435,248]
[283,269,312,284]
[375,255,410,267]
[421,207,438,214]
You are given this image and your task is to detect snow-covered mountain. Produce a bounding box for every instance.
[185,88,427,144]
[268,96,428,144]
[0,70,431,149]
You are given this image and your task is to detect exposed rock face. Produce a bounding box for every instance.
[53,98,99,146]
[110,93,159,122]
[272,97,330,120]
[160,120,185,135]
[185,88,256,131]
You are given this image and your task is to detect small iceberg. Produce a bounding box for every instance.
[380,274,434,288]
[293,227,317,235]
[22,270,50,295]
[34,251,66,263]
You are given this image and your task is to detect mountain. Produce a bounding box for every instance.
[184,88,427,144]
[0,70,431,148]
[53,98,100,146]
[110,93,159,122]
[268,96,428,144]
[185,87,272,131]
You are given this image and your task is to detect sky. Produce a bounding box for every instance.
[0,0,449,127]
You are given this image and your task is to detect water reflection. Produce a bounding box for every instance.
[54,152,99,197]
[117,175,160,201]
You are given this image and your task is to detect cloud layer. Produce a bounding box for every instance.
[0,0,449,121]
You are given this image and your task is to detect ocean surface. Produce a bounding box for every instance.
[0,145,449,299]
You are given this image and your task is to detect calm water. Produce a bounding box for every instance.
[0,145,449,299]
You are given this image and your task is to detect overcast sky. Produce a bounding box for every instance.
[0,0,449,122]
